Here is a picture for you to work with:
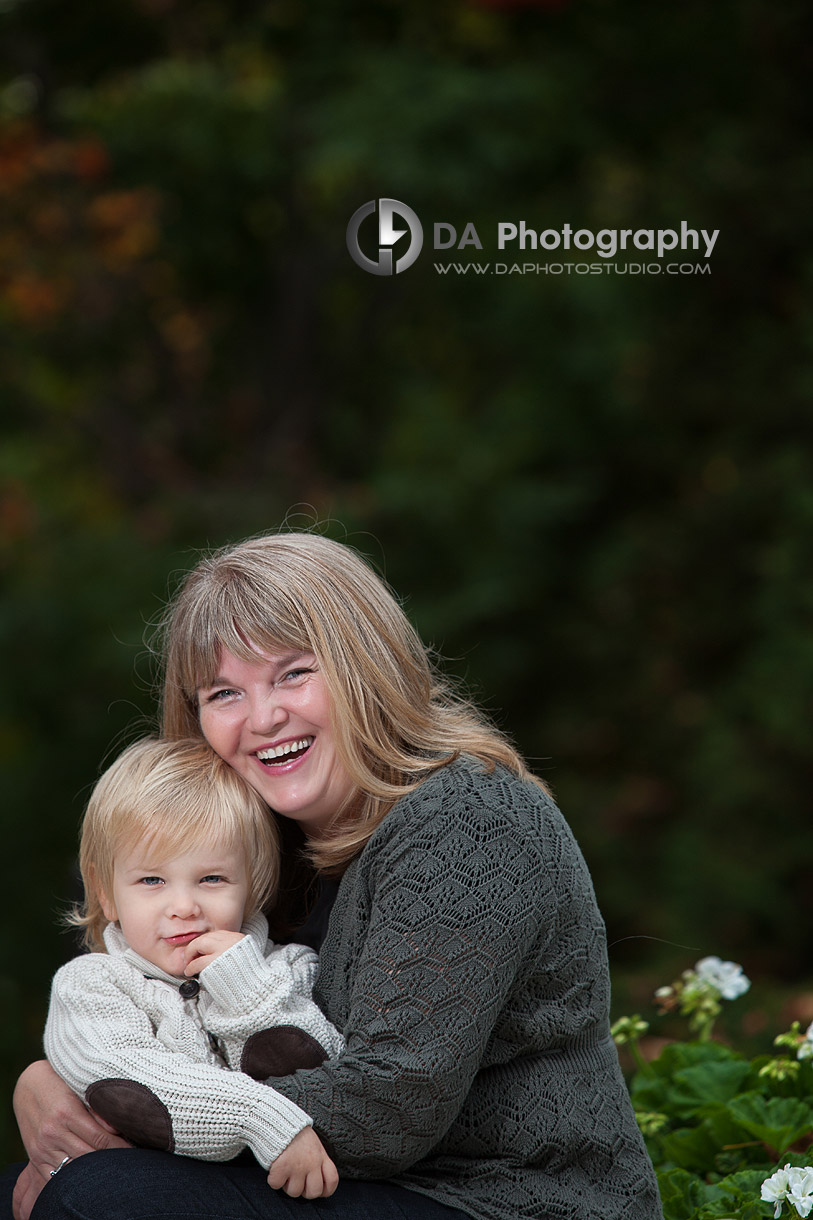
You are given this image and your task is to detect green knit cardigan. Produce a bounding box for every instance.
[273,756,662,1220]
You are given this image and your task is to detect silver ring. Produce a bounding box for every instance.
[50,1155,71,1178]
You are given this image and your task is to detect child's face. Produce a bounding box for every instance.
[101,836,250,977]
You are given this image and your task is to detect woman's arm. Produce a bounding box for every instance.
[12,1059,131,1220]
[271,797,557,1176]
[45,956,314,1168]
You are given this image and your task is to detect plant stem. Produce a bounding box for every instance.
[629,1039,653,1076]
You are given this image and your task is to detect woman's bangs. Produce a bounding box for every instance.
[185,580,310,694]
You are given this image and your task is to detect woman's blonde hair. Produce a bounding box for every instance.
[157,530,545,873]
[71,737,279,952]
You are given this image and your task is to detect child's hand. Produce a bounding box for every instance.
[267,1127,339,1198]
[184,930,245,975]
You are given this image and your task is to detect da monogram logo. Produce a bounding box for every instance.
[346,199,423,275]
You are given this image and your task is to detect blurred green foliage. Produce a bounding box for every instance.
[1,0,812,1165]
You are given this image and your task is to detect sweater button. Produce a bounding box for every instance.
[178,979,200,999]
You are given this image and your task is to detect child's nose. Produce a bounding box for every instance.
[167,887,201,918]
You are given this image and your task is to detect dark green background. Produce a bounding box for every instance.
[2,0,811,1163]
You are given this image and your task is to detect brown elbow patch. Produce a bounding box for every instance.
[86,1079,175,1152]
[241,1026,328,1079]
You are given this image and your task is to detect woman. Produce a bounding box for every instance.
[10,530,662,1220]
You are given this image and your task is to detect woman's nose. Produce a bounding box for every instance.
[245,691,288,735]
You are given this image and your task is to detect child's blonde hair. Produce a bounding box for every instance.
[70,737,279,952]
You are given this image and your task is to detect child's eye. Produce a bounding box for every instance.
[201,874,226,884]
[139,876,164,887]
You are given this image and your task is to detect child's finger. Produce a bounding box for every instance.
[302,1167,323,1200]
[283,1171,305,1197]
[182,937,213,974]
[183,954,211,976]
[183,934,209,960]
[322,1159,339,1197]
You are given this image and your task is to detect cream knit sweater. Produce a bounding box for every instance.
[44,913,345,1167]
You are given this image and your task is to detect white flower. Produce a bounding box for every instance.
[797,1021,813,1062]
[762,1164,792,1218]
[694,955,750,1000]
[787,1167,813,1217]
[762,1165,813,1219]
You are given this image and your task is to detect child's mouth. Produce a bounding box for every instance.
[256,736,313,767]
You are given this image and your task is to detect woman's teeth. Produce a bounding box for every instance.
[256,737,313,764]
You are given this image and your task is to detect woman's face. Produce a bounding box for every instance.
[197,647,356,837]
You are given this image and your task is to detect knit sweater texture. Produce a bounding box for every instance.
[272,757,663,1220]
[44,913,345,1166]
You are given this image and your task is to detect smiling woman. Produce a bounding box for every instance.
[197,649,356,837]
[8,530,663,1220]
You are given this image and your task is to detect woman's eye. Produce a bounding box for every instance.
[204,688,237,703]
[280,667,313,683]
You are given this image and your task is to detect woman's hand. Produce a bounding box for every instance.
[12,1060,131,1220]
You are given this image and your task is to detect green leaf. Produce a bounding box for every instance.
[725,1093,813,1156]
[633,1043,751,1120]
[658,1121,727,1172]
[699,1167,784,1219]
[675,1062,755,1110]
[658,1105,748,1171]
[657,1167,706,1220]
[656,1165,774,1220]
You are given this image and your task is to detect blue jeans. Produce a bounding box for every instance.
[2,1152,472,1220]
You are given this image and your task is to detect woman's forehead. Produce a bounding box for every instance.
[193,635,309,686]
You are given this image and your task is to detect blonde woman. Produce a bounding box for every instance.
[10,531,662,1220]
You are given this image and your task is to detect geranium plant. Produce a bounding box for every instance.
[612,958,813,1219]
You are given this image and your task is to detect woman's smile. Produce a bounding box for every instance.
[197,647,356,837]
[255,735,314,768]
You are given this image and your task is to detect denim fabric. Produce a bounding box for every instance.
[4,1152,472,1220]
[0,1163,24,1220]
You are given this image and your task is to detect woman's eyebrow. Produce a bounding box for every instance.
[204,651,310,687]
